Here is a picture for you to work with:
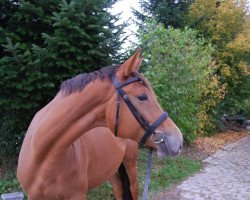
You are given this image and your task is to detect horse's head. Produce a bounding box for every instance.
[105,49,183,158]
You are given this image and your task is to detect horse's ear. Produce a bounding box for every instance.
[117,49,142,78]
[134,56,144,71]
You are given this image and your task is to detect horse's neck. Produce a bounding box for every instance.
[31,79,112,158]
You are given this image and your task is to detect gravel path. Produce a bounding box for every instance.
[153,136,250,200]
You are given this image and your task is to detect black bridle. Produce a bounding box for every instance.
[112,73,169,200]
[111,73,168,146]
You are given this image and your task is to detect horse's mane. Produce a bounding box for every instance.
[60,64,120,96]
[60,64,153,97]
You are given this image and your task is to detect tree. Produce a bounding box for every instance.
[219,16,250,114]
[133,0,193,29]
[188,0,247,49]
[188,0,249,115]
[139,20,221,141]
[227,16,250,64]
[0,0,125,155]
[0,0,61,53]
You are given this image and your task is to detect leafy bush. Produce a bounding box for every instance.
[188,0,249,120]
[139,20,223,142]
[242,98,250,117]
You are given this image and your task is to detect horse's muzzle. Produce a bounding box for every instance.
[156,134,183,158]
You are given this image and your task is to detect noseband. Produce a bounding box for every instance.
[111,74,168,146]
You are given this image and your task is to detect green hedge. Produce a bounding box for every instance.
[140,20,218,141]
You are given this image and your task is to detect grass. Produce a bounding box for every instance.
[0,148,201,199]
[0,170,23,197]
[137,149,201,198]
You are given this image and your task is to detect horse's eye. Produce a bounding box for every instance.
[137,94,148,101]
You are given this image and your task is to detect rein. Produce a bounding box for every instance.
[111,74,168,200]
[142,148,153,200]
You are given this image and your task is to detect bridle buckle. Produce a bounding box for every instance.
[151,131,164,144]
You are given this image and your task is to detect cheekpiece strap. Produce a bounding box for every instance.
[114,93,120,136]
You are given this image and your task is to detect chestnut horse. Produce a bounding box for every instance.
[17,49,183,199]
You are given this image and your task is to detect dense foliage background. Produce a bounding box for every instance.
[140,20,218,141]
[0,0,126,155]
[137,0,249,141]
[0,0,249,155]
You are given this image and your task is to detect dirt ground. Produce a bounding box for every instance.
[182,129,248,161]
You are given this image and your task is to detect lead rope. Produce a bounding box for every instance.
[142,148,153,200]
